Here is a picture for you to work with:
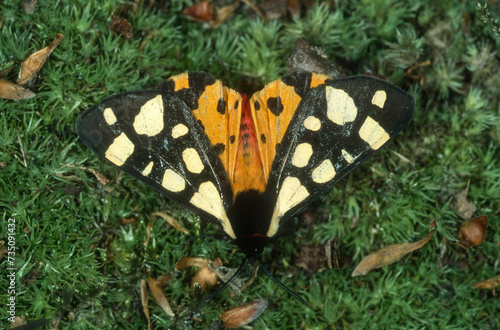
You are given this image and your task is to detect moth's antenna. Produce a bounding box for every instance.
[190,256,249,313]
[257,256,314,311]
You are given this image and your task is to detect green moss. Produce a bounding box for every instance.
[0,0,498,328]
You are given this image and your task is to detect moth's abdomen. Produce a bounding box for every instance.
[231,95,266,197]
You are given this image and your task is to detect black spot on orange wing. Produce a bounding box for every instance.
[217,98,226,115]
[267,96,284,116]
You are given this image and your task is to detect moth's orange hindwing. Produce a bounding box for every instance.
[263,74,415,238]
[76,85,237,239]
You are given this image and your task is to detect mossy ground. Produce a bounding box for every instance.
[1,1,499,328]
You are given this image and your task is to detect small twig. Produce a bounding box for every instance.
[17,135,27,167]
[240,0,266,21]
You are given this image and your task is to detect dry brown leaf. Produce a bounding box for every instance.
[175,257,210,271]
[221,299,268,329]
[352,221,437,276]
[192,265,218,291]
[456,215,488,249]
[152,211,189,235]
[453,183,476,220]
[148,274,175,317]
[88,168,109,185]
[259,0,287,20]
[66,164,110,185]
[287,0,301,18]
[210,3,239,27]
[17,33,64,86]
[22,0,38,14]
[144,220,152,247]
[119,218,136,225]
[183,1,215,22]
[108,15,133,39]
[140,279,151,329]
[241,0,266,20]
[471,275,500,289]
[0,78,35,100]
[295,239,340,273]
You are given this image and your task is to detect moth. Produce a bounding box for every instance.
[77,72,415,304]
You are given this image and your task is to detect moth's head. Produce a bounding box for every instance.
[234,234,269,261]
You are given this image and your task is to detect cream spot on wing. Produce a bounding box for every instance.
[303,116,321,131]
[371,90,387,108]
[359,116,390,150]
[183,148,204,174]
[311,159,336,184]
[268,177,309,237]
[103,107,117,125]
[190,181,235,238]
[162,169,185,192]
[291,143,313,168]
[105,132,134,166]
[133,95,164,136]
[342,149,354,163]
[325,86,357,125]
[142,161,154,176]
[172,123,189,138]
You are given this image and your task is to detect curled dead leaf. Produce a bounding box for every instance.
[259,0,287,20]
[183,1,215,22]
[352,221,437,276]
[210,3,238,27]
[221,299,268,328]
[140,279,151,329]
[17,33,64,86]
[108,15,133,39]
[453,182,476,220]
[192,265,218,291]
[152,211,189,235]
[22,0,38,14]
[471,275,500,289]
[119,218,136,225]
[456,215,488,249]
[295,238,340,273]
[148,274,175,317]
[0,78,35,100]
[66,164,110,185]
[287,0,301,18]
[144,220,152,247]
[175,257,210,271]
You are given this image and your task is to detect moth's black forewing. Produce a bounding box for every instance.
[76,91,233,225]
[266,75,415,226]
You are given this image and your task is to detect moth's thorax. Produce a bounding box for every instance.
[231,94,266,197]
[228,189,274,254]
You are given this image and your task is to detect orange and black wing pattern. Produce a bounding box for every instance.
[77,71,414,245]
